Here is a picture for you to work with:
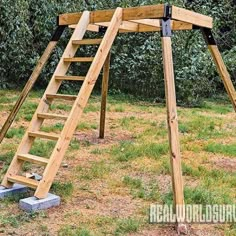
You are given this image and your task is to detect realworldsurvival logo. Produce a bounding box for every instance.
[150,204,236,223]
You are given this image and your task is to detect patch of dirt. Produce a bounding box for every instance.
[74,129,134,146]
[212,157,236,172]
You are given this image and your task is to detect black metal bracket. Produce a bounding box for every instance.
[51,25,66,41]
[164,3,172,18]
[161,3,172,37]
[99,26,107,34]
[201,28,217,45]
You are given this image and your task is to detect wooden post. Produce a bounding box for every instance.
[161,21,184,212]
[201,28,236,112]
[99,51,111,139]
[0,26,66,144]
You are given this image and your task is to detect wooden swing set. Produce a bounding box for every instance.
[0,3,235,216]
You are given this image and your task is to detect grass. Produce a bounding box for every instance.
[204,143,236,157]
[77,160,111,180]
[0,90,235,235]
[58,226,93,236]
[114,218,140,235]
[51,182,74,199]
[29,140,56,158]
[111,141,168,162]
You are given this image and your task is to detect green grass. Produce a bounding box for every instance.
[84,104,99,113]
[78,160,110,180]
[29,140,56,158]
[114,105,125,112]
[41,123,64,132]
[77,122,97,130]
[201,101,233,114]
[69,139,80,150]
[163,186,233,206]
[51,182,74,199]
[204,143,236,157]
[123,176,142,189]
[114,218,140,235]
[58,226,93,236]
[122,176,160,201]
[111,141,168,162]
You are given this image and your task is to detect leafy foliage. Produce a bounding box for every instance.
[0,0,235,106]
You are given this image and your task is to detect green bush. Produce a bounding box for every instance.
[0,0,235,106]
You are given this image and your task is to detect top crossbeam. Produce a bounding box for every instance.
[58,4,213,30]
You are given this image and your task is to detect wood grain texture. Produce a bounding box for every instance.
[59,4,165,25]
[99,52,111,139]
[172,6,213,28]
[161,36,184,211]
[34,8,123,199]
[1,11,90,189]
[208,45,236,111]
[0,41,57,144]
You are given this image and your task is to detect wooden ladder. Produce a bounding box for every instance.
[1,8,122,199]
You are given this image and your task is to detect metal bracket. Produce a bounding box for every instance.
[99,26,107,33]
[161,19,172,37]
[201,28,216,45]
[161,4,172,37]
[164,3,172,18]
[51,25,66,41]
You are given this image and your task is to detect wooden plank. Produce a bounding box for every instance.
[59,4,165,25]
[99,52,111,139]
[7,175,38,189]
[34,8,123,199]
[208,45,236,111]
[46,94,77,101]
[95,21,139,32]
[131,19,192,31]
[64,57,94,62]
[55,75,86,81]
[172,5,213,29]
[28,131,59,141]
[161,36,184,210]
[1,11,90,189]
[18,154,49,165]
[0,41,58,144]
[37,113,68,120]
[72,38,102,45]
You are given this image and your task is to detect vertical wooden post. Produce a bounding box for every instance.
[201,28,236,112]
[99,51,111,139]
[0,26,66,144]
[161,20,184,212]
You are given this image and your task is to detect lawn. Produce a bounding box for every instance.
[0,90,235,235]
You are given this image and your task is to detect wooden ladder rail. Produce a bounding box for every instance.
[1,11,90,188]
[34,7,123,199]
[201,28,236,112]
[0,26,66,144]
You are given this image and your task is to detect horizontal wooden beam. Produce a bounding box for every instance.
[59,4,165,25]
[171,6,213,29]
[65,5,211,30]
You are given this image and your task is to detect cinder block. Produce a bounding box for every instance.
[0,184,28,199]
[19,193,60,212]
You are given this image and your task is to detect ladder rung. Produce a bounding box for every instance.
[37,113,68,120]
[55,76,86,81]
[64,57,94,62]
[72,38,102,45]
[46,94,77,101]
[28,131,59,141]
[18,154,49,165]
[7,175,38,189]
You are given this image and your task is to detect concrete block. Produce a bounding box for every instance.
[0,184,28,199]
[19,193,60,212]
